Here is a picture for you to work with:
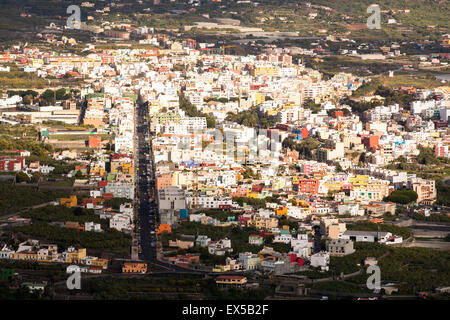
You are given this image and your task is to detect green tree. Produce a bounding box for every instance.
[359,152,366,164]
[16,172,30,183]
[55,88,71,100]
[40,90,55,105]
[30,172,42,183]
[179,93,216,128]
[74,170,84,178]
[387,190,418,204]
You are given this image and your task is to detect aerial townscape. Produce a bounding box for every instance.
[0,0,449,303]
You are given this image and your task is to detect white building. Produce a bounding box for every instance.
[310,252,330,271]
[85,222,102,232]
[273,234,293,244]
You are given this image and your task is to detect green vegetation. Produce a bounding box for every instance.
[293,269,332,279]
[39,88,72,105]
[282,136,320,160]
[179,93,216,128]
[0,183,68,217]
[354,75,443,97]
[416,146,442,166]
[380,74,443,90]
[278,217,299,230]
[232,196,267,209]
[0,282,45,300]
[0,124,37,138]
[0,136,53,159]
[0,64,47,89]
[225,106,277,129]
[20,205,108,228]
[82,276,204,299]
[411,212,450,223]
[386,190,418,204]
[304,244,450,295]
[103,198,130,210]
[15,172,30,183]
[344,98,383,114]
[352,78,383,97]
[242,167,261,180]
[0,259,65,272]
[377,247,450,294]
[374,85,415,109]
[303,99,321,114]
[308,56,398,77]
[6,89,39,104]
[163,221,232,243]
[437,180,450,206]
[204,97,239,103]
[329,242,390,275]
[81,276,274,300]
[311,280,372,294]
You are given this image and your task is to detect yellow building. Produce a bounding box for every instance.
[91,258,109,269]
[272,178,286,191]
[246,190,260,199]
[252,66,280,77]
[213,265,231,272]
[274,207,288,216]
[254,93,266,105]
[323,181,343,192]
[349,175,370,186]
[215,275,247,287]
[65,248,87,264]
[350,182,390,202]
[60,195,77,208]
[247,216,278,230]
[10,252,38,261]
[89,166,105,176]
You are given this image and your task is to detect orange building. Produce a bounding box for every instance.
[363,135,379,151]
[122,262,147,274]
[332,110,344,118]
[156,173,173,190]
[157,224,172,235]
[293,178,319,194]
[274,207,288,216]
[88,135,102,148]
[65,221,82,230]
[60,195,77,208]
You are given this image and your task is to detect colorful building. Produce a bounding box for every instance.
[60,195,77,208]
[122,262,147,273]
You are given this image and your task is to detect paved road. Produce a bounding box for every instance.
[135,98,157,262]
[134,97,204,273]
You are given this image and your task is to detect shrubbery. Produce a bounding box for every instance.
[387,190,418,204]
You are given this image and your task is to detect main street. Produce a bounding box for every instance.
[135,97,157,262]
[134,97,207,273]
